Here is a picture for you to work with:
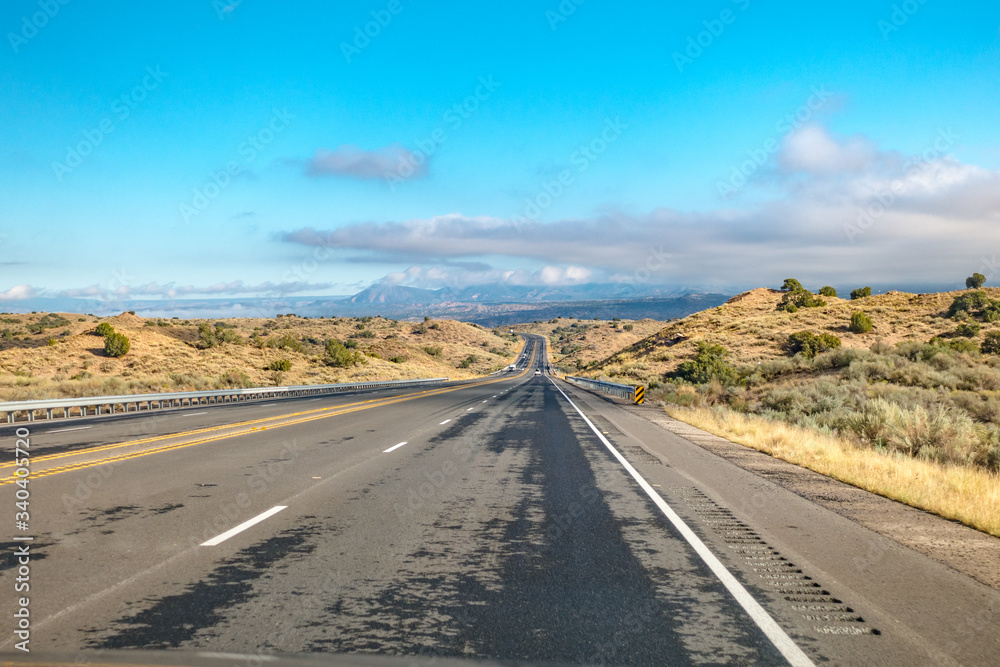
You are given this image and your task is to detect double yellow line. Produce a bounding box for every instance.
[1,345,537,486]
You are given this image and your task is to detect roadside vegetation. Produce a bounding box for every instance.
[584,277,1000,536]
[0,311,521,402]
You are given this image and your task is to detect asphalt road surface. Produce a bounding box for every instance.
[2,334,998,666]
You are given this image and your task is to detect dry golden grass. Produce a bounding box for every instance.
[514,317,667,370]
[0,312,521,401]
[667,405,1000,537]
[593,287,1000,382]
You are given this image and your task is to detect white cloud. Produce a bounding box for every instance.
[779,125,877,175]
[283,124,1000,289]
[304,144,427,180]
[55,281,335,299]
[0,285,35,301]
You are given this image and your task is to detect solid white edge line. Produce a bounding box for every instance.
[48,426,93,433]
[383,441,408,453]
[548,378,815,667]
[201,505,287,547]
[180,411,208,417]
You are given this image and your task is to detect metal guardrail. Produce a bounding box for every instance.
[0,378,449,424]
[565,376,645,404]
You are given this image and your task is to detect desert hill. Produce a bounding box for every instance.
[588,287,985,386]
[0,312,520,402]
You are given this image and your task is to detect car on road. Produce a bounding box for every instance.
[534,369,541,375]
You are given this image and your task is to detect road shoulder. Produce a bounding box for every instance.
[616,400,1000,593]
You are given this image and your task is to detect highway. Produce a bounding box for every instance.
[2,334,999,665]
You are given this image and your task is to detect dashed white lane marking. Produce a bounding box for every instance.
[180,411,208,417]
[258,403,276,407]
[48,426,92,433]
[482,400,488,403]
[549,379,815,667]
[466,408,474,412]
[440,419,451,425]
[201,506,288,547]
[383,441,408,453]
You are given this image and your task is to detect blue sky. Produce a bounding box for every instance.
[2,0,1000,306]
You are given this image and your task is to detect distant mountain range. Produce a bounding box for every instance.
[347,282,701,305]
[2,283,732,324]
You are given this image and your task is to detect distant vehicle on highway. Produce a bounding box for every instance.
[534,369,541,376]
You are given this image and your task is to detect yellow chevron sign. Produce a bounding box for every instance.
[634,386,644,404]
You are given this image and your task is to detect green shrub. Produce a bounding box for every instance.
[103,332,131,357]
[344,339,359,349]
[198,322,243,348]
[672,341,736,385]
[412,324,428,334]
[458,354,478,369]
[267,359,292,371]
[95,322,114,337]
[781,278,804,291]
[948,339,980,354]
[787,331,842,359]
[850,286,872,300]
[966,272,986,289]
[263,333,304,352]
[947,291,993,319]
[954,322,981,338]
[325,339,362,367]
[849,311,874,334]
[623,324,634,331]
[352,330,376,339]
[818,286,838,297]
[388,355,407,363]
[777,289,825,312]
[217,370,251,388]
[47,338,58,346]
[982,332,1000,355]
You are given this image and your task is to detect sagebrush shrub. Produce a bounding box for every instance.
[982,332,1000,355]
[103,332,130,357]
[818,286,837,297]
[787,331,841,359]
[777,289,825,312]
[672,341,736,384]
[849,311,874,333]
[325,339,362,367]
[850,286,871,300]
[267,359,292,371]
[952,322,980,338]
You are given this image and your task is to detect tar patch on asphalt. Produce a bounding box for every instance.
[83,521,321,649]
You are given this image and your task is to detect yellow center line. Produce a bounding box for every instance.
[1,349,536,486]
[2,384,459,469]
